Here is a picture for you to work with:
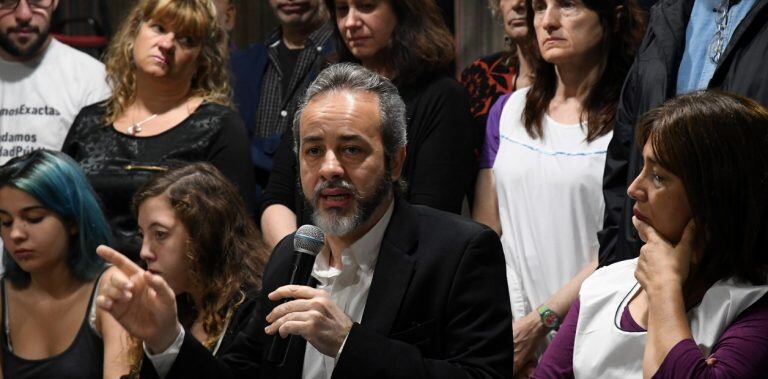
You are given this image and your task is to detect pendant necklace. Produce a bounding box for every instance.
[126,113,159,136]
[126,97,191,136]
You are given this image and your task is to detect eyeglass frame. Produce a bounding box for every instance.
[708,0,731,64]
[0,0,55,12]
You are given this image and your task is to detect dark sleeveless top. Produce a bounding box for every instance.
[1,275,104,379]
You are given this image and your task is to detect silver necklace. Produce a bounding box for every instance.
[126,97,191,136]
[127,113,158,136]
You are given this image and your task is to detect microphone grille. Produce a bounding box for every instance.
[294,225,325,256]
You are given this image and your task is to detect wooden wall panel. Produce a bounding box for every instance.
[455,0,506,74]
[57,0,277,49]
[56,1,503,74]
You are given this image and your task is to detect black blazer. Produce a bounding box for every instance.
[148,199,513,378]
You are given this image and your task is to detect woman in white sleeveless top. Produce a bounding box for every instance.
[534,91,768,378]
[471,0,645,373]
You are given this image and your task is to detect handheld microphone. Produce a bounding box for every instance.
[265,225,325,365]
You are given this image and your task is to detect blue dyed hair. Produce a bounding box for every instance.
[0,150,111,286]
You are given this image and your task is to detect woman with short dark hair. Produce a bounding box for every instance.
[535,90,768,378]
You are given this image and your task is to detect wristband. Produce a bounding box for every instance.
[537,304,561,330]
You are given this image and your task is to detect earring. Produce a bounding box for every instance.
[504,36,513,47]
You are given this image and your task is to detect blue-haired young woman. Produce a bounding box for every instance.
[0,150,129,378]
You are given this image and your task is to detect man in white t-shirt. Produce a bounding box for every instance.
[0,0,110,271]
[0,0,110,164]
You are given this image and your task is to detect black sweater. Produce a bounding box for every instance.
[63,102,256,259]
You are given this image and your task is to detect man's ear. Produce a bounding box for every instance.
[389,146,406,181]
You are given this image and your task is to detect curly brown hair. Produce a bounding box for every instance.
[103,0,231,124]
[125,162,268,376]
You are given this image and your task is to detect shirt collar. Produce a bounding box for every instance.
[266,22,333,50]
[348,200,393,271]
[312,200,394,281]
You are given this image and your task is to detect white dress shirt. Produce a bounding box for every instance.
[302,201,394,379]
[147,201,394,379]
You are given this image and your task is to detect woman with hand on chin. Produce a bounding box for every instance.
[63,0,256,261]
[260,0,474,249]
[0,150,130,378]
[535,91,768,378]
[98,163,268,378]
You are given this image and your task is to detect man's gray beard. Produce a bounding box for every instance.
[311,173,392,237]
[0,27,49,59]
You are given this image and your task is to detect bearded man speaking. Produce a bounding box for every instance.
[95,63,513,379]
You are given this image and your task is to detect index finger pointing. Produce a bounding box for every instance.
[96,245,143,276]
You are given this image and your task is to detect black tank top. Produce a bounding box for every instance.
[1,275,104,379]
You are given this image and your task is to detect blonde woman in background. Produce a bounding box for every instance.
[62,0,256,261]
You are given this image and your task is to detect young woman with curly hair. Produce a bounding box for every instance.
[114,162,268,377]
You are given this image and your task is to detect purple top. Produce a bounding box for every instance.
[533,294,768,378]
[479,93,512,169]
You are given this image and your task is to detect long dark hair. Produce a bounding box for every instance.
[637,90,768,286]
[523,0,646,141]
[324,0,455,87]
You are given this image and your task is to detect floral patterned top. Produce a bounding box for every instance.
[460,51,517,158]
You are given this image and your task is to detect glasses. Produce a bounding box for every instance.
[0,0,53,11]
[708,0,730,64]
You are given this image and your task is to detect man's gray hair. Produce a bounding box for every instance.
[292,63,408,160]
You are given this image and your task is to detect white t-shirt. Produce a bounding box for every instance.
[0,39,110,271]
[0,38,110,164]
[492,87,611,321]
